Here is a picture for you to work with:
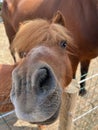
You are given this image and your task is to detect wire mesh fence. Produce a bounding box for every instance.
[0,20,98,130]
[72,57,98,130]
[74,76,98,130]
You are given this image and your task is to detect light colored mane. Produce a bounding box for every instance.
[11,19,72,54]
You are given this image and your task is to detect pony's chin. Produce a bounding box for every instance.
[31,105,60,125]
[15,103,60,125]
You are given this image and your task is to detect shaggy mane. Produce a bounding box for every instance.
[11,19,72,55]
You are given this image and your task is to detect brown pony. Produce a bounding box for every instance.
[10,15,73,125]
[2,0,98,96]
[10,12,98,125]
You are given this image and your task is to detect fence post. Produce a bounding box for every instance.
[58,79,78,130]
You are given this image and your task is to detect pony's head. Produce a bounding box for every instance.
[10,11,73,125]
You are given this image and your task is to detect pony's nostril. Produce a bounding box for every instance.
[34,66,56,95]
[37,67,50,92]
[38,67,49,81]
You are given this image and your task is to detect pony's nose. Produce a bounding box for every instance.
[34,67,56,95]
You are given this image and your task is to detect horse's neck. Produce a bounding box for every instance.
[63,0,98,47]
[67,0,97,11]
[66,52,79,78]
[63,0,98,27]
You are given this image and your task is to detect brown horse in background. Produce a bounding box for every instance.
[0,64,16,112]
[2,0,98,96]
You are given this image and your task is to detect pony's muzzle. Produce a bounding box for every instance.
[11,62,62,124]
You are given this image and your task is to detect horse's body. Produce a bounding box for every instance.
[0,64,16,112]
[1,0,98,125]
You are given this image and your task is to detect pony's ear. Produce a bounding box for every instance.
[52,11,65,26]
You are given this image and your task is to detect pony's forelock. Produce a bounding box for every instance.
[11,19,73,54]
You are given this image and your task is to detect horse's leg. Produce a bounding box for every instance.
[79,60,90,96]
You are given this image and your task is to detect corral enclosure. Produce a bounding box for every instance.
[0,20,98,130]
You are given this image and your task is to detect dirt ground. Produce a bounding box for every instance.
[0,21,98,130]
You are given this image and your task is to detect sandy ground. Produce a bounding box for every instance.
[0,21,98,130]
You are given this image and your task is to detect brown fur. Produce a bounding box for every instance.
[0,64,16,112]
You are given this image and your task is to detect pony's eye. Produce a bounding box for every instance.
[19,52,27,58]
[60,40,67,48]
